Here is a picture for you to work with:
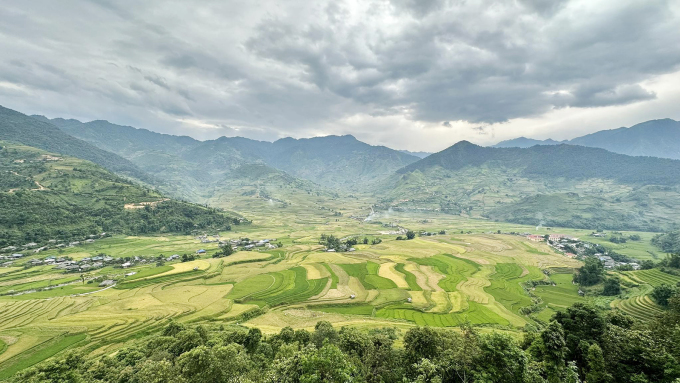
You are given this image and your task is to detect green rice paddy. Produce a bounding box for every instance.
[0,197,670,379]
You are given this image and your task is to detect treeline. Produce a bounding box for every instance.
[652,231,680,253]
[14,301,680,383]
[0,194,239,247]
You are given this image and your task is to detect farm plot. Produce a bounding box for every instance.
[485,264,544,316]
[625,269,680,287]
[376,301,510,327]
[395,263,422,291]
[338,262,397,290]
[411,254,479,291]
[227,267,328,307]
[611,295,664,321]
[534,273,585,311]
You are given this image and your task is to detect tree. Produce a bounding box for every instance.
[244,327,262,353]
[668,253,680,269]
[404,326,440,363]
[585,344,612,383]
[474,333,527,383]
[214,244,234,258]
[312,321,338,348]
[640,260,655,270]
[652,284,676,307]
[602,277,621,296]
[177,346,219,383]
[574,257,604,286]
[541,321,567,383]
[406,230,416,240]
[297,344,359,383]
[363,237,369,245]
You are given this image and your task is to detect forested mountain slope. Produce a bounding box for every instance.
[0,106,150,182]
[0,141,238,247]
[38,115,419,197]
[380,142,680,231]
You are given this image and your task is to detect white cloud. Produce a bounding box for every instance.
[0,0,678,151]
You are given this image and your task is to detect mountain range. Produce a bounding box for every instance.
[381,141,680,231]
[3,104,680,231]
[36,116,419,200]
[494,118,680,160]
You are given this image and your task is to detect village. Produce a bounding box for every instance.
[524,232,641,270]
[0,233,280,275]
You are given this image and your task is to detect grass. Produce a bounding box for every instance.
[612,295,664,321]
[625,269,680,287]
[534,273,585,311]
[376,301,510,327]
[485,264,534,316]
[309,304,375,316]
[6,203,668,376]
[124,265,173,280]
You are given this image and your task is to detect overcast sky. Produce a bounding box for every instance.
[1,0,679,151]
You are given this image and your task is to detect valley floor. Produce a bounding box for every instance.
[0,193,670,379]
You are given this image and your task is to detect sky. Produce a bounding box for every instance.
[1,0,679,152]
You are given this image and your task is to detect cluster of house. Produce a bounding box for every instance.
[0,233,108,266]
[196,234,221,243]
[225,238,278,251]
[524,233,640,270]
[326,247,356,253]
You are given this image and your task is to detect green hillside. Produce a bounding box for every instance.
[41,117,418,195]
[0,142,238,247]
[0,106,150,182]
[380,142,680,231]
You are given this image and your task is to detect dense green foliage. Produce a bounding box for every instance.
[0,143,237,246]
[573,257,604,286]
[13,301,680,383]
[652,231,680,253]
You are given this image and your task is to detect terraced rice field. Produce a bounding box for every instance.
[611,295,664,321]
[534,273,585,310]
[624,269,680,287]
[0,222,595,379]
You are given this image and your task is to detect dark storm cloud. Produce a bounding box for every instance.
[245,0,680,124]
[0,0,678,147]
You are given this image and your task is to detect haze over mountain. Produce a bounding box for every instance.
[4,102,680,232]
[381,141,680,231]
[494,119,680,160]
[398,150,431,159]
[36,113,419,199]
